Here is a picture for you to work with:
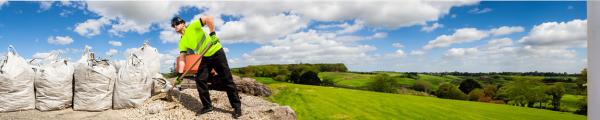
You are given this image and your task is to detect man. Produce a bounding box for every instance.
[171,15,242,118]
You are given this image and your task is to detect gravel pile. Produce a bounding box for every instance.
[123,89,296,120]
[0,89,296,120]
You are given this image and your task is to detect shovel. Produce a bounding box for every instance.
[167,45,212,102]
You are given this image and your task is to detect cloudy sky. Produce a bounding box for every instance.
[0,1,588,73]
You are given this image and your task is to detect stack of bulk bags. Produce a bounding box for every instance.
[0,46,35,112]
[73,47,117,111]
[113,55,149,109]
[113,43,161,109]
[31,53,75,111]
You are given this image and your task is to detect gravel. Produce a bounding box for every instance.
[0,89,296,120]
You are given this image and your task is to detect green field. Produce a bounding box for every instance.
[319,72,458,90]
[254,77,586,120]
[561,94,585,112]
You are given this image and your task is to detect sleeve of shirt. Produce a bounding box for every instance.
[199,17,205,27]
[178,37,187,53]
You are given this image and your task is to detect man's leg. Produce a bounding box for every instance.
[195,58,213,113]
[212,49,242,118]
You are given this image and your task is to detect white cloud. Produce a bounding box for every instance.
[72,1,478,42]
[519,19,587,48]
[423,25,525,50]
[387,49,406,58]
[105,49,118,56]
[38,1,53,12]
[423,28,488,50]
[468,8,492,14]
[489,26,524,36]
[47,36,74,45]
[32,52,52,59]
[421,22,443,32]
[108,19,149,37]
[0,0,7,9]
[290,1,478,28]
[444,47,479,58]
[485,38,514,49]
[410,50,425,56]
[218,14,309,44]
[159,25,180,44]
[30,48,82,61]
[108,40,122,46]
[74,17,110,37]
[81,1,185,36]
[336,20,365,34]
[238,30,377,66]
[59,9,73,17]
[392,43,404,48]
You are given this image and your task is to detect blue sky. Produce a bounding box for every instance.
[0,1,588,73]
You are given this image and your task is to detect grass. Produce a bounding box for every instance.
[255,77,586,120]
[561,94,585,112]
[319,72,458,90]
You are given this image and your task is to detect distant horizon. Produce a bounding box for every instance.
[228,63,586,74]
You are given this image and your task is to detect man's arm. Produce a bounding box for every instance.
[178,52,187,73]
[200,16,215,33]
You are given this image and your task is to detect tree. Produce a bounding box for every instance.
[412,80,433,93]
[436,83,468,100]
[499,78,546,107]
[367,74,400,93]
[459,79,482,94]
[468,88,485,101]
[483,85,498,98]
[299,71,321,85]
[576,68,587,94]
[546,82,566,111]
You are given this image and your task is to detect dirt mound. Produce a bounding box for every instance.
[0,89,296,120]
[176,75,272,97]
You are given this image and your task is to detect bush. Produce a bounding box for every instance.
[321,76,336,86]
[574,96,587,115]
[299,71,322,85]
[412,80,433,93]
[367,74,400,93]
[436,83,468,100]
[483,85,498,98]
[468,88,485,101]
[459,79,482,94]
[478,96,493,102]
[274,75,288,82]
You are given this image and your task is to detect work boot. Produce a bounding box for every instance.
[200,106,213,114]
[233,107,242,119]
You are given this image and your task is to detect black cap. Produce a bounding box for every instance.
[171,16,185,28]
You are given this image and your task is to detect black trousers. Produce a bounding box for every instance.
[195,48,241,109]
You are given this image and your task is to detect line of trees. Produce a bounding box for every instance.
[232,63,348,86]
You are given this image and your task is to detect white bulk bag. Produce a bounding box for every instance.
[32,52,75,111]
[0,46,35,112]
[132,42,161,77]
[113,55,151,109]
[73,48,116,111]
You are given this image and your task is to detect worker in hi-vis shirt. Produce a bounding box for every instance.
[171,15,242,118]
